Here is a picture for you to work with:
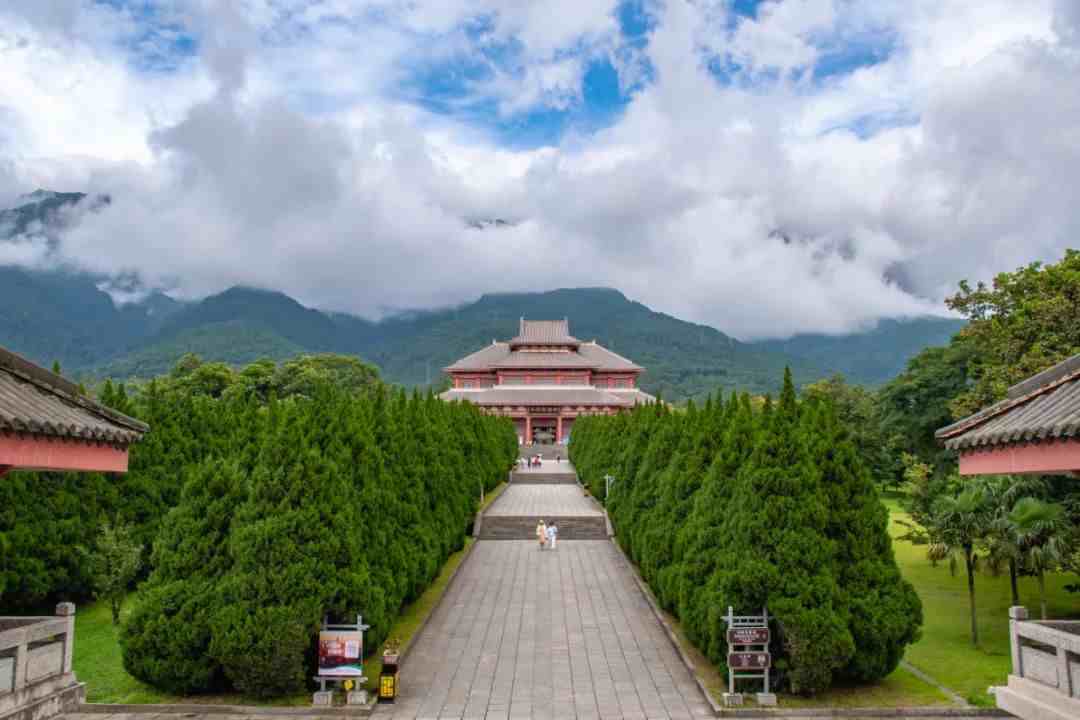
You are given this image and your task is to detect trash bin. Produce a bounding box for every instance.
[379,653,400,701]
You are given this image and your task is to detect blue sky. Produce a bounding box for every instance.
[95,0,902,149]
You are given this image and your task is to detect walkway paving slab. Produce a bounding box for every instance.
[485,486,602,518]
[373,541,711,720]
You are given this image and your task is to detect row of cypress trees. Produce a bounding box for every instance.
[569,369,922,694]
[120,370,517,697]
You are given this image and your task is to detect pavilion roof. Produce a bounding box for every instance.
[936,353,1080,451]
[509,318,581,348]
[0,345,148,447]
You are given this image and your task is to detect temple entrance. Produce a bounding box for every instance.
[530,418,556,444]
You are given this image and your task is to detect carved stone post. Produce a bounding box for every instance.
[56,602,76,676]
[1009,605,1028,680]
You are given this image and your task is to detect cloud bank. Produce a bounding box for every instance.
[0,0,1077,339]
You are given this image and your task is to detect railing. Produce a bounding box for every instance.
[0,604,76,698]
[1008,605,1080,699]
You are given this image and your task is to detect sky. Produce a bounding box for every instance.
[1,0,1078,340]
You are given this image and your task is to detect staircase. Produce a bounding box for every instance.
[518,444,567,460]
[510,471,578,484]
[478,515,609,540]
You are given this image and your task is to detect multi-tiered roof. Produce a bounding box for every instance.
[440,318,654,408]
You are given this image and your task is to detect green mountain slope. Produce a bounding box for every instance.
[155,286,362,352]
[97,320,305,378]
[751,316,967,386]
[0,266,181,370]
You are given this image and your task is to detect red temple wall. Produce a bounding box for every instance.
[593,373,638,388]
[0,434,130,473]
[959,440,1080,476]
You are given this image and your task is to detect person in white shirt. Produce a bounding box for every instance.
[547,522,558,550]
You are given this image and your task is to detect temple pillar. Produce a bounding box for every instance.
[525,416,532,445]
[556,416,563,443]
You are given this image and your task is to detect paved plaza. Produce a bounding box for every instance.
[485,485,603,518]
[374,540,712,720]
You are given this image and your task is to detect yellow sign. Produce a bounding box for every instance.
[379,674,397,699]
[344,679,354,691]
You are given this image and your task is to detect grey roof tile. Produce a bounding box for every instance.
[937,353,1080,451]
[0,345,148,446]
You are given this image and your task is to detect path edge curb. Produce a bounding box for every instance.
[75,703,370,716]
[714,709,1009,718]
[397,534,480,670]
[607,533,724,716]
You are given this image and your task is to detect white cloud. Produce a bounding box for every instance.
[1,0,1078,340]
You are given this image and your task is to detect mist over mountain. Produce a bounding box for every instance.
[0,191,960,398]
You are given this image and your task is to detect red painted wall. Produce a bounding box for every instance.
[0,434,130,473]
[959,440,1080,476]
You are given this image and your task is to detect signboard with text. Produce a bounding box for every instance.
[728,627,769,645]
[318,630,364,677]
[728,651,771,670]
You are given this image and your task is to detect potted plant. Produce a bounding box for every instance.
[382,637,402,665]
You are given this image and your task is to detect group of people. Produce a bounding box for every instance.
[536,520,559,550]
[517,454,562,469]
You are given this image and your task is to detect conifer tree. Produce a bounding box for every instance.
[809,400,922,682]
[713,369,853,694]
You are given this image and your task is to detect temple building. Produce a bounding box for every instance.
[440,318,655,444]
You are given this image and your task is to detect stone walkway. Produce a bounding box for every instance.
[374,541,711,720]
[485,485,602,518]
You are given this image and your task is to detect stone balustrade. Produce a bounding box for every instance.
[0,604,83,720]
[994,605,1080,720]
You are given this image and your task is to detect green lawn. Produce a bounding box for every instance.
[888,506,1080,706]
[74,600,175,704]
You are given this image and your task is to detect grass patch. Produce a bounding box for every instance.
[75,600,173,704]
[364,537,474,691]
[776,667,950,708]
[889,505,1080,706]
[479,481,508,514]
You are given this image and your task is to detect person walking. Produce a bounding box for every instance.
[547,521,558,550]
[536,519,547,551]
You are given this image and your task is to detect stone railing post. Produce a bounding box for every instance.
[56,602,75,675]
[12,638,27,692]
[1058,646,1073,697]
[1009,605,1028,679]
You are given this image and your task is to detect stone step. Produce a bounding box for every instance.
[510,471,578,484]
[478,515,609,540]
[518,444,568,460]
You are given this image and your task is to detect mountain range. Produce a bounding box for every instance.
[0,191,965,399]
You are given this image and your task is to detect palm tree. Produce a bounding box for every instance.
[1010,497,1071,620]
[926,488,992,646]
[978,475,1048,606]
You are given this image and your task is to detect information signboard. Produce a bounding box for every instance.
[728,651,771,670]
[318,630,364,677]
[728,627,769,645]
